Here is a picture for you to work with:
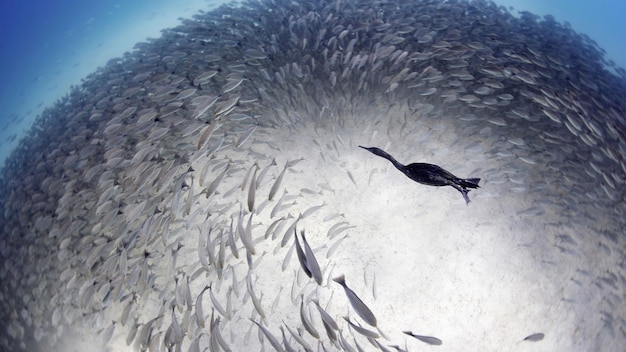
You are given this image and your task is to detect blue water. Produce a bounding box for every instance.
[0,0,215,165]
[498,0,626,68]
[0,0,624,167]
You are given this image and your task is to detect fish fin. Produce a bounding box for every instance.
[332,274,346,286]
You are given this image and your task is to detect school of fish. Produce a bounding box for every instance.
[0,0,625,351]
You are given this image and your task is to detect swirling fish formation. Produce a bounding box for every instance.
[0,0,625,351]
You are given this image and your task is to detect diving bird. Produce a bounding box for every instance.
[359,146,481,204]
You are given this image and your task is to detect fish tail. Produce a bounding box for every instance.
[332,274,346,286]
[459,177,480,189]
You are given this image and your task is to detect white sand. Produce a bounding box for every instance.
[38,101,621,351]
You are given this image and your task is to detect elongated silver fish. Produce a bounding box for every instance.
[333,275,377,327]
[280,215,300,247]
[269,163,288,201]
[138,315,163,350]
[246,272,266,320]
[249,319,285,352]
[343,316,379,339]
[191,95,219,119]
[312,298,339,330]
[170,307,183,345]
[300,230,323,285]
[238,210,255,255]
[403,331,443,345]
[280,326,298,352]
[204,161,229,198]
[294,229,312,278]
[197,122,220,150]
[283,322,314,352]
[522,332,545,342]
[312,298,339,341]
[237,124,258,148]
[195,286,209,328]
[300,296,320,339]
[248,163,259,212]
[209,285,229,320]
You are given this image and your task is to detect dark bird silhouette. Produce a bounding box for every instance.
[359,146,480,204]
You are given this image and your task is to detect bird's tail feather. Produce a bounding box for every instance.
[459,178,480,189]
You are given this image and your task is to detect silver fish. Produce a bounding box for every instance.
[204,161,229,198]
[197,122,220,150]
[326,234,348,258]
[333,275,377,327]
[269,163,288,201]
[209,285,230,320]
[138,315,163,350]
[343,316,379,339]
[246,272,266,320]
[237,124,258,148]
[249,319,285,352]
[312,299,338,341]
[280,326,298,352]
[237,210,255,255]
[280,215,301,247]
[191,95,219,119]
[300,230,323,285]
[283,322,314,352]
[294,229,311,278]
[101,322,115,345]
[264,217,285,240]
[523,333,545,342]
[227,217,239,259]
[300,296,320,339]
[301,202,325,219]
[247,163,259,212]
[312,299,339,331]
[403,331,443,345]
[281,242,295,273]
[195,286,209,328]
